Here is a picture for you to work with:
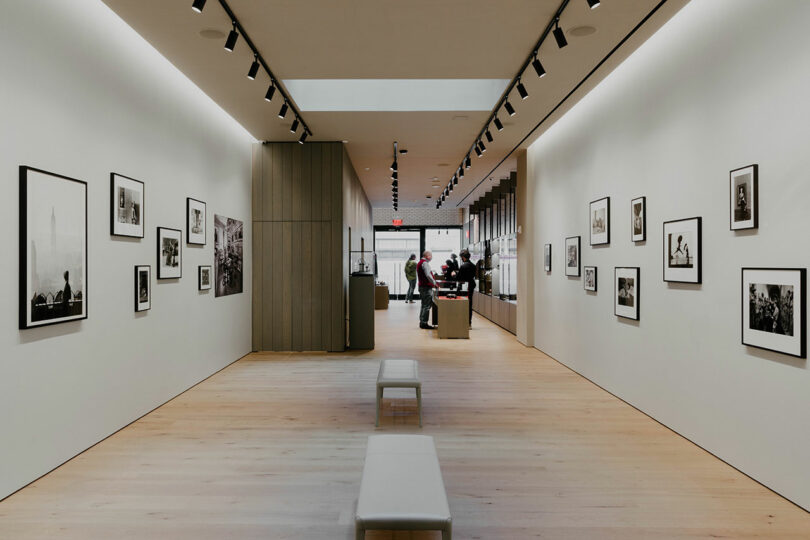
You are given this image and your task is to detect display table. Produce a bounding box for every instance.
[374,285,389,310]
[436,297,469,339]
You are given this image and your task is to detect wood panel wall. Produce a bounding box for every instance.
[252,142,354,352]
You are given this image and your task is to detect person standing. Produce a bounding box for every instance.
[404,254,417,303]
[417,250,438,329]
[457,250,477,326]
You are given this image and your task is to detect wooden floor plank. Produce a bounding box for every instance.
[0,303,807,539]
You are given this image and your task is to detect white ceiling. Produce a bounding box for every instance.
[102,0,688,209]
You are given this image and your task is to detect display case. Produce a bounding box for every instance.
[350,250,376,275]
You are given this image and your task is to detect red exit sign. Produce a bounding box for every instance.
[392,219,403,227]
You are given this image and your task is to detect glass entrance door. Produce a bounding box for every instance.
[375,230,420,299]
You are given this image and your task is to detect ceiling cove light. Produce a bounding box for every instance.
[191,0,207,13]
[290,118,299,133]
[517,79,529,100]
[278,101,288,119]
[247,55,260,80]
[504,99,516,116]
[264,84,276,102]
[531,55,546,78]
[224,23,239,52]
[587,0,600,8]
[494,116,504,131]
[553,18,568,49]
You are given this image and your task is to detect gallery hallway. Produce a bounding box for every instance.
[0,304,808,539]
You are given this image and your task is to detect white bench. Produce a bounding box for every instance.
[376,359,422,427]
[356,435,452,539]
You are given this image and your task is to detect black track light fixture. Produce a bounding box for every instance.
[453,175,458,186]
[191,0,207,13]
[390,161,397,172]
[485,129,493,143]
[264,84,276,102]
[494,116,504,131]
[474,146,483,158]
[587,0,600,8]
[465,156,471,169]
[247,55,260,80]
[504,99,516,117]
[298,131,308,144]
[553,18,567,48]
[392,180,398,187]
[278,101,288,119]
[478,140,487,153]
[532,54,546,78]
[290,118,299,133]
[459,167,464,178]
[517,79,529,100]
[224,23,239,52]
[392,171,398,180]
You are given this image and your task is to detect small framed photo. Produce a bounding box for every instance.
[663,217,701,283]
[110,173,144,238]
[187,197,206,245]
[544,244,552,272]
[584,266,597,292]
[615,267,639,320]
[565,236,581,277]
[199,265,212,290]
[730,164,758,230]
[134,265,151,312]
[157,227,182,279]
[590,196,610,246]
[631,196,646,242]
[742,268,805,358]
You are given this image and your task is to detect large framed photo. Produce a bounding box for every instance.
[663,217,701,283]
[589,196,610,246]
[19,166,88,329]
[742,268,805,358]
[631,196,646,242]
[214,215,243,297]
[134,265,151,312]
[615,267,639,320]
[584,266,597,292]
[565,236,581,277]
[730,164,758,230]
[157,227,182,279]
[198,265,212,291]
[187,197,206,245]
[110,173,144,238]
[544,244,552,272]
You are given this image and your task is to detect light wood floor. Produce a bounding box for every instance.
[1,304,808,539]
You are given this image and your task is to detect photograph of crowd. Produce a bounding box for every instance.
[749,283,794,336]
[214,214,243,297]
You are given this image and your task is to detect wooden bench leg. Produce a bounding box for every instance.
[416,386,422,427]
[375,386,382,427]
[355,525,365,540]
[442,521,452,540]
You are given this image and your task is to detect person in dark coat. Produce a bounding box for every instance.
[457,250,476,325]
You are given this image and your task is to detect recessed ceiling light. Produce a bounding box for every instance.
[364,167,370,171]
[432,185,440,189]
[199,28,226,40]
[570,25,597,37]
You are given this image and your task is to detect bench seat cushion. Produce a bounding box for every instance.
[377,359,420,388]
[356,435,450,529]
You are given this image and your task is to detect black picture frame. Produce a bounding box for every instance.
[565,236,581,277]
[156,227,182,279]
[110,173,145,238]
[730,164,758,231]
[134,265,151,312]
[589,196,610,246]
[198,265,212,291]
[663,216,702,284]
[631,196,646,242]
[584,266,597,292]
[614,267,640,320]
[544,244,552,273]
[741,268,806,358]
[19,166,88,330]
[186,197,207,245]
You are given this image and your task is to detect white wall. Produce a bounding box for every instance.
[526,0,810,510]
[0,0,253,499]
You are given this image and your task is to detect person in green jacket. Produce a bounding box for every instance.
[404,254,417,303]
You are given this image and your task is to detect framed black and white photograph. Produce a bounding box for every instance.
[730,164,758,230]
[544,244,552,272]
[187,197,206,245]
[199,265,212,291]
[742,268,805,358]
[157,227,182,279]
[565,236,581,277]
[110,173,144,238]
[584,266,597,292]
[19,166,88,329]
[214,215,243,297]
[631,196,646,242]
[134,265,151,312]
[615,267,639,320]
[590,197,610,246]
[663,217,701,283]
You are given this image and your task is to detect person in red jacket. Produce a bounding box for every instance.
[417,251,438,329]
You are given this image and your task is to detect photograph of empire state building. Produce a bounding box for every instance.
[20,167,87,329]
